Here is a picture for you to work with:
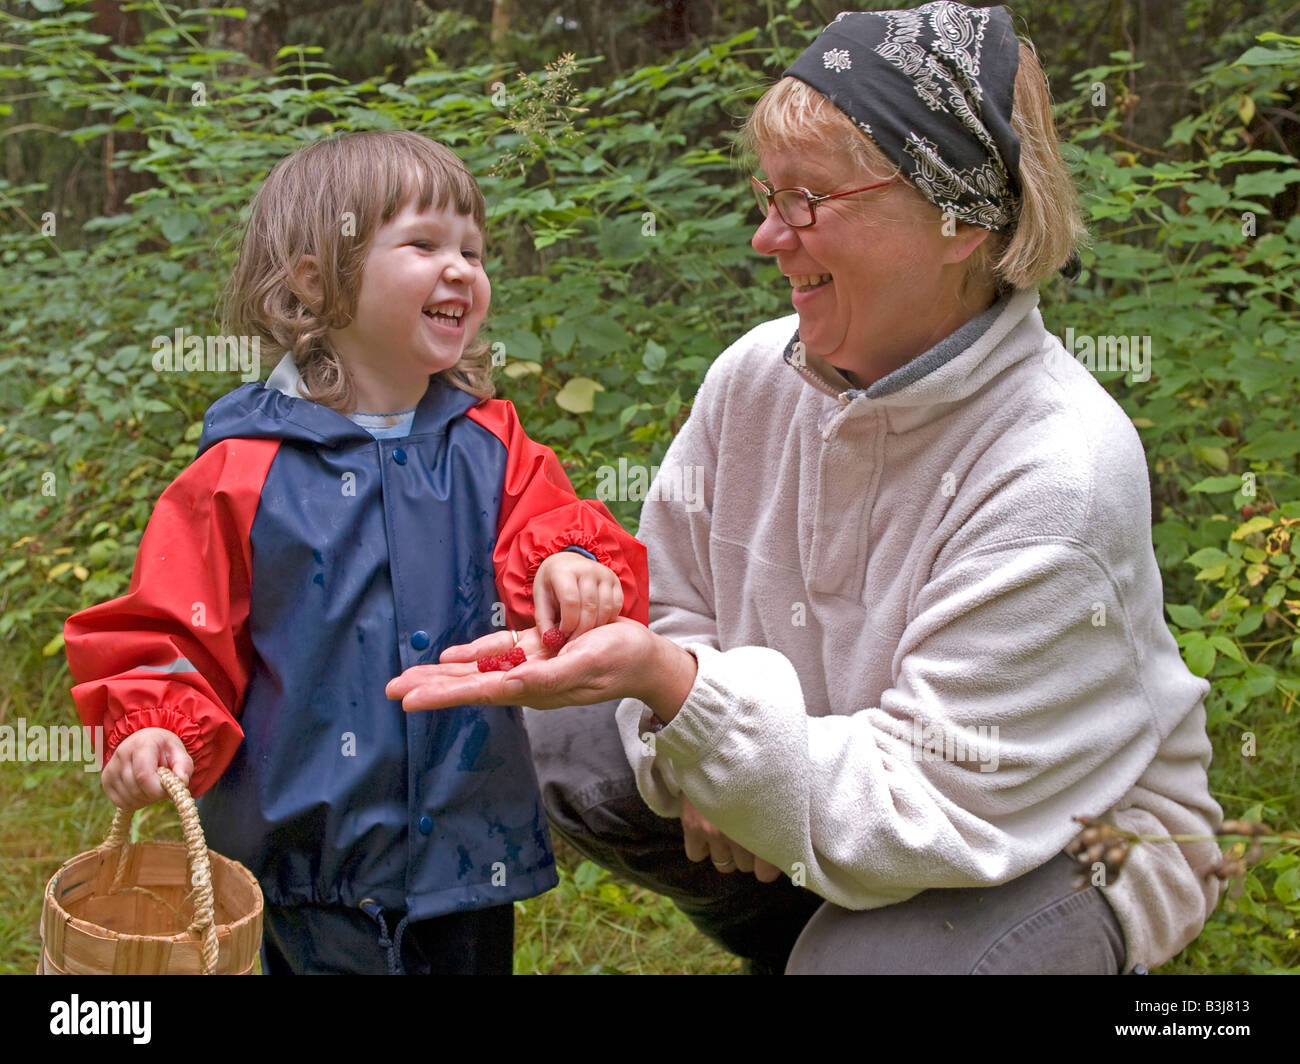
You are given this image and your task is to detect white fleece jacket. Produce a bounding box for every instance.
[616,287,1222,971]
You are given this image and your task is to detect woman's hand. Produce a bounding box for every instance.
[387,617,697,717]
[532,551,624,640]
[101,727,194,812]
[681,795,783,882]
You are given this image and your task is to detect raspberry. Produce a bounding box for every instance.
[476,646,527,672]
[542,627,567,652]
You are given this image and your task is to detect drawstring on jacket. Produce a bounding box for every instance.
[360,899,412,975]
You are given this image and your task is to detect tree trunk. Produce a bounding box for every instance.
[491,0,513,58]
[90,0,149,216]
[220,0,288,70]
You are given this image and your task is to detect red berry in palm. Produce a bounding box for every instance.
[543,627,567,652]
[476,646,527,672]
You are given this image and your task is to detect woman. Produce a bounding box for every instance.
[388,2,1223,974]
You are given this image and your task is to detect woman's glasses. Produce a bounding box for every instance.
[751,175,899,228]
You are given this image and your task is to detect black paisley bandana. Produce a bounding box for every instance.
[784,3,1022,233]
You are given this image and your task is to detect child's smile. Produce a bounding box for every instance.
[331,198,490,412]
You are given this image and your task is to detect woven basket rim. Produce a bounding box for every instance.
[43,838,263,944]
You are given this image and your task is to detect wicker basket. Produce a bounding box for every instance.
[40,766,263,975]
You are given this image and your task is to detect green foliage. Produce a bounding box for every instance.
[1046,34,1300,973]
[1,2,1297,974]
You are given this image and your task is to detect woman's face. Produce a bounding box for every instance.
[753,142,986,386]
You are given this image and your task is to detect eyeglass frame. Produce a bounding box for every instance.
[750,174,900,228]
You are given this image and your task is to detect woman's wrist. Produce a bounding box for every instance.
[640,633,698,724]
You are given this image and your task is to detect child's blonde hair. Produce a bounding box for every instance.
[741,41,1086,293]
[223,130,494,412]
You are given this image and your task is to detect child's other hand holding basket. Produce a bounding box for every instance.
[102,728,194,811]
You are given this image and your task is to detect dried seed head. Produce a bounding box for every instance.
[1213,857,1245,882]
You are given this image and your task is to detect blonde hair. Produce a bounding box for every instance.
[741,41,1086,292]
[223,130,495,412]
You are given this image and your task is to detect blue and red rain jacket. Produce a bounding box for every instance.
[65,374,648,921]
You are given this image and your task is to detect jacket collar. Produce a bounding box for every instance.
[198,356,478,456]
[781,288,1044,433]
[266,354,478,436]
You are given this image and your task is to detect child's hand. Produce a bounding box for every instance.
[101,727,194,812]
[532,551,624,641]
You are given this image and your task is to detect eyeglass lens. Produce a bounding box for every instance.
[753,182,813,227]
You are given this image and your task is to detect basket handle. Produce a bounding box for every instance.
[100,766,219,975]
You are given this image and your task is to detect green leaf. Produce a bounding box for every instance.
[1165,603,1204,629]
[1188,476,1244,494]
[159,210,200,244]
[1233,606,1264,637]
[1239,663,1276,698]
[1239,429,1300,460]
[1182,635,1216,677]
[1233,169,1300,198]
[503,330,542,362]
[1232,45,1300,68]
[1186,548,1230,570]
[551,320,576,356]
[1193,446,1230,473]
[572,860,605,892]
[642,339,667,372]
[1275,866,1300,905]
[1232,516,1274,540]
[1208,635,1245,663]
[578,316,630,356]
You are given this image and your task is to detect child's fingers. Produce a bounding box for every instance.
[107,754,142,810]
[553,575,584,637]
[104,750,146,811]
[581,581,611,633]
[596,575,623,627]
[129,743,167,806]
[101,759,128,810]
[161,739,194,789]
[532,580,556,637]
[607,574,624,619]
[573,572,602,638]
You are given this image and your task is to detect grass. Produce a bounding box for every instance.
[512,837,741,974]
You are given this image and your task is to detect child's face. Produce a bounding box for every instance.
[331,197,490,406]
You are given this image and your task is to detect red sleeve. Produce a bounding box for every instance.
[466,400,649,630]
[63,438,279,797]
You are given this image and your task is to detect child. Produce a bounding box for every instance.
[63,130,649,975]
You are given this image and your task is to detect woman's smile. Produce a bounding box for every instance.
[789,273,833,306]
